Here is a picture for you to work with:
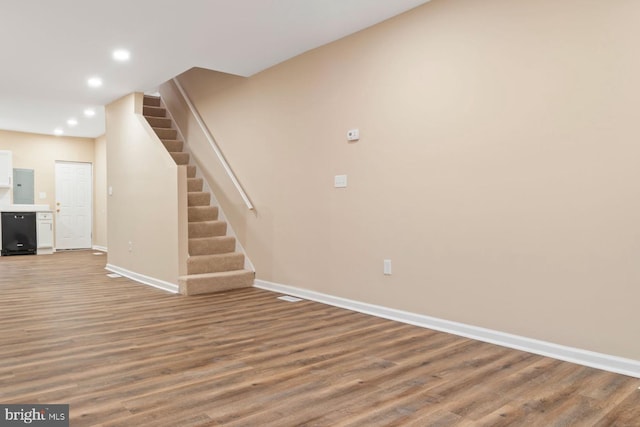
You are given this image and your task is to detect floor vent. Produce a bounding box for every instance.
[277,295,303,302]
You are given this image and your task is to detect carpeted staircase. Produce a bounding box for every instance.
[142,94,254,295]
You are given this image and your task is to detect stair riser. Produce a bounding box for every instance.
[146,117,172,128]
[188,207,218,222]
[178,271,254,295]
[170,152,190,165]
[189,237,236,256]
[189,221,227,238]
[163,140,184,152]
[187,178,203,192]
[154,128,177,139]
[143,106,166,117]
[187,166,196,178]
[187,253,245,275]
[188,192,211,207]
[143,96,161,107]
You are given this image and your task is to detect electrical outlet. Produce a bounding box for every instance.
[128,241,133,252]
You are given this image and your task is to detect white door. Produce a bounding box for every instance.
[55,162,92,250]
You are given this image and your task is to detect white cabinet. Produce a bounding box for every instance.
[37,211,54,255]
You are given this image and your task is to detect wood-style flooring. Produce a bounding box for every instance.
[0,251,638,426]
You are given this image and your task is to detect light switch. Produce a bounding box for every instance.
[334,175,348,188]
[108,186,113,196]
[384,259,392,275]
[39,192,47,199]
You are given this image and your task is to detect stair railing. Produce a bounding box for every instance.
[172,78,254,211]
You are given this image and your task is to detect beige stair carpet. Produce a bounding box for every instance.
[142,94,254,295]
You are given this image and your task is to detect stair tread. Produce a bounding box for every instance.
[188,205,218,222]
[143,106,166,117]
[163,140,184,152]
[188,219,226,228]
[188,219,227,238]
[188,252,243,260]
[189,219,225,224]
[170,152,189,164]
[188,235,236,256]
[178,269,254,295]
[145,117,171,128]
[187,192,211,206]
[154,128,177,138]
[186,251,245,274]
[179,269,253,279]
[143,95,161,105]
[189,236,233,241]
[187,177,203,191]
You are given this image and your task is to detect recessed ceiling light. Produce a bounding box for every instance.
[54,128,64,136]
[67,118,78,126]
[87,77,103,88]
[112,49,130,62]
[84,109,96,117]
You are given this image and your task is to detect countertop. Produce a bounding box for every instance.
[0,204,51,212]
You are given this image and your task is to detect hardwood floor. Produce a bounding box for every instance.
[0,251,638,426]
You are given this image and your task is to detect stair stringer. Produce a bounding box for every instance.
[152,92,255,275]
[136,95,190,281]
[104,92,187,292]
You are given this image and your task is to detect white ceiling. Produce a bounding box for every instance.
[0,0,429,139]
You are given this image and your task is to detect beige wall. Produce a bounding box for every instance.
[176,0,640,361]
[93,134,107,249]
[105,93,182,285]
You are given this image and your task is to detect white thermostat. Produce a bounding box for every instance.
[347,129,360,141]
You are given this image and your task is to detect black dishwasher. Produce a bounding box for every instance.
[1,212,37,256]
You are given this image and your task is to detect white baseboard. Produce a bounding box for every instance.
[254,279,640,379]
[105,264,178,294]
[92,245,107,252]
